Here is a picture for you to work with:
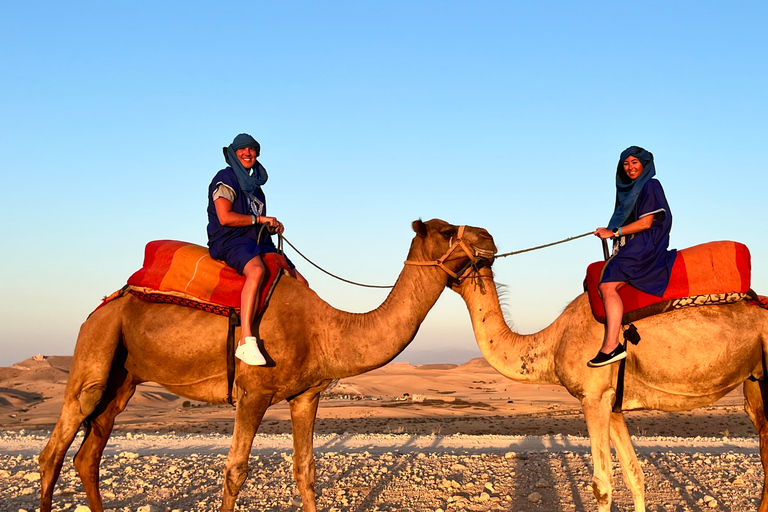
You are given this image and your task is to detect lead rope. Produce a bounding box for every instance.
[276,230,595,289]
[279,235,394,289]
[493,231,593,259]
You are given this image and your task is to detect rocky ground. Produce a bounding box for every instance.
[1,431,764,512]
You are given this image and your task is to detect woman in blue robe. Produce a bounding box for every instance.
[588,146,677,367]
[207,133,308,366]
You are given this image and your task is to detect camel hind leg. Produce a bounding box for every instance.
[73,355,137,512]
[39,302,124,512]
[744,377,768,512]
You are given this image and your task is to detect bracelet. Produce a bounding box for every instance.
[251,215,256,225]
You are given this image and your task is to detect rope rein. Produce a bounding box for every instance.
[280,236,394,289]
[279,230,593,289]
[493,231,593,259]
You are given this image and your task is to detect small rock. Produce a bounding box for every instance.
[74,506,91,512]
[504,452,517,459]
[23,472,41,482]
[477,492,490,502]
[535,479,550,488]
[451,463,467,471]
[290,497,302,506]
[528,492,542,503]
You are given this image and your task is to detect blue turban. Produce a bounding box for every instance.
[222,133,268,194]
[607,146,656,230]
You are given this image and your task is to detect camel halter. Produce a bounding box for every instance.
[403,225,494,280]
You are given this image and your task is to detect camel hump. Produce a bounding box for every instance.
[585,240,751,323]
[125,240,292,311]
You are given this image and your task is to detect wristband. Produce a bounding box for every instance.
[618,227,624,237]
[251,215,256,225]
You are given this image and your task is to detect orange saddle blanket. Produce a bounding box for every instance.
[585,241,751,324]
[127,240,295,311]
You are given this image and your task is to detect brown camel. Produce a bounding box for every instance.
[38,219,497,512]
[453,264,768,512]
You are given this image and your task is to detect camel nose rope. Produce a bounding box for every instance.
[279,235,395,289]
[493,231,593,259]
[278,230,593,289]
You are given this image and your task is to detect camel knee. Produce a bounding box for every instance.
[224,461,249,496]
[77,385,106,416]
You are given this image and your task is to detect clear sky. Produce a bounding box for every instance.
[1,2,766,367]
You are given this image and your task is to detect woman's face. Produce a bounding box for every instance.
[235,147,258,169]
[623,156,644,180]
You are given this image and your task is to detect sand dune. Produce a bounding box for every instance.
[0,354,751,439]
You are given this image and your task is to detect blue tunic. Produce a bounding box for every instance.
[600,179,677,297]
[206,167,289,274]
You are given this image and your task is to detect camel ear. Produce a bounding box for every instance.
[412,219,427,238]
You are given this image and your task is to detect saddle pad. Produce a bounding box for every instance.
[127,240,294,310]
[585,240,751,323]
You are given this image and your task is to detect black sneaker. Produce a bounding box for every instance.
[587,344,627,368]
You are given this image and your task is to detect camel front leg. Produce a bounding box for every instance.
[288,387,325,512]
[744,378,768,512]
[609,412,645,512]
[221,392,271,512]
[582,390,616,512]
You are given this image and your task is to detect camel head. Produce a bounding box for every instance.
[407,219,497,284]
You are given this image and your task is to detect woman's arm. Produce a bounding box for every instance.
[214,197,284,232]
[594,215,654,240]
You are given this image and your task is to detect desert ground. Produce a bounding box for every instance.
[0,355,763,511]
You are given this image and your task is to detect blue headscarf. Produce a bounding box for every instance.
[222,133,268,194]
[607,146,656,229]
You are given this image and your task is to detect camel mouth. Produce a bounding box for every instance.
[473,247,497,259]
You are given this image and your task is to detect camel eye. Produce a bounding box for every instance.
[439,229,455,240]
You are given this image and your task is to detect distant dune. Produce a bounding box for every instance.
[0,354,750,438]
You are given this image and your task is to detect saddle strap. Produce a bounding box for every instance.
[226,309,240,406]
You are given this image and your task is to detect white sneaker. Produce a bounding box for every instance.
[235,336,267,366]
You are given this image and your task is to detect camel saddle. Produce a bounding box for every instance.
[584,240,752,324]
[125,240,296,315]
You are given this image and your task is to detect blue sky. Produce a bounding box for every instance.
[1,2,766,367]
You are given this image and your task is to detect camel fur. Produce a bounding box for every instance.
[38,219,496,512]
[453,265,768,512]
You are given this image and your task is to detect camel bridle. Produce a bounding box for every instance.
[403,225,495,280]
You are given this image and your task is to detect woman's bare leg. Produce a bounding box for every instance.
[239,256,265,344]
[598,281,625,354]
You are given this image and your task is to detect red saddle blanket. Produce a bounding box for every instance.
[126,240,295,311]
[585,241,751,323]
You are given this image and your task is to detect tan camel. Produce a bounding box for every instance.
[38,219,496,512]
[453,264,768,512]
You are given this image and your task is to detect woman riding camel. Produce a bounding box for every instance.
[207,133,308,366]
[589,146,677,368]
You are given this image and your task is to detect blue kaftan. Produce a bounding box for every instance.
[600,179,677,297]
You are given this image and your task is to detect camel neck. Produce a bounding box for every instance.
[325,264,448,378]
[457,269,560,385]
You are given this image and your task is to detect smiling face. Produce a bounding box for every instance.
[623,155,644,180]
[235,146,258,169]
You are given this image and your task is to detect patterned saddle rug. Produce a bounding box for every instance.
[585,240,752,324]
[121,240,296,315]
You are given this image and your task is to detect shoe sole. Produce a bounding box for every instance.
[587,352,627,368]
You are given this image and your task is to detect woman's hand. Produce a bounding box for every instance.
[594,227,615,240]
[259,216,285,234]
